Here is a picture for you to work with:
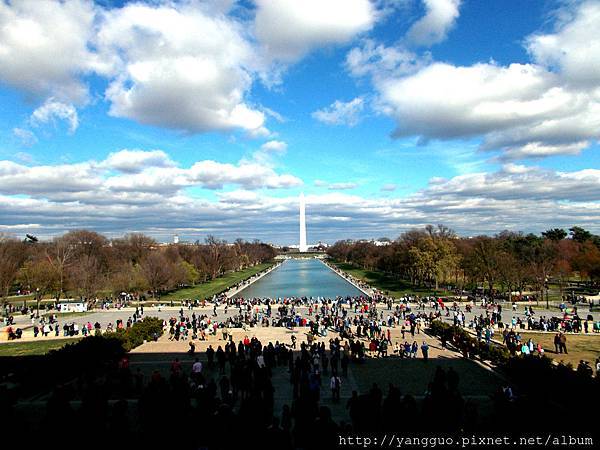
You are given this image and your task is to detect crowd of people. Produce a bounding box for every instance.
[9,333,484,449]
[4,306,148,341]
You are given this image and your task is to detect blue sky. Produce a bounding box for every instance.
[0,0,599,244]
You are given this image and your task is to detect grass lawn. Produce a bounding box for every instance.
[351,356,503,397]
[0,338,82,356]
[520,332,600,367]
[333,262,453,298]
[161,262,275,301]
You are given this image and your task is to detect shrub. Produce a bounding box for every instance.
[104,317,163,351]
[427,320,509,364]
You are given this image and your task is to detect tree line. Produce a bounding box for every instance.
[327,225,600,300]
[0,230,276,306]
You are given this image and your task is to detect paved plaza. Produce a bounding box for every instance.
[2,298,594,342]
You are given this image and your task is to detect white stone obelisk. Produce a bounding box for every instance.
[299,192,308,252]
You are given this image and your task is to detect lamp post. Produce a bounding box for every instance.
[35,287,40,318]
[545,278,549,310]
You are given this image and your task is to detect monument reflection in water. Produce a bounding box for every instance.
[233,259,364,299]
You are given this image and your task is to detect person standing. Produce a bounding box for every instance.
[421,341,429,361]
[411,341,418,358]
[191,357,202,383]
[330,374,341,402]
[553,332,560,353]
[559,333,568,354]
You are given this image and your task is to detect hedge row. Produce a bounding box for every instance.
[103,316,164,351]
[428,320,511,366]
[1,317,164,400]
[427,319,599,397]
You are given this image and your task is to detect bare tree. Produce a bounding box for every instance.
[139,252,173,298]
[69,254,104,300]
[0,236,27,304]
[20,258,60,315]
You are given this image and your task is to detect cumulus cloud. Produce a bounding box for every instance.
[98,1,267,134]
[406,0,461,46]
[0,150,302,205]
[254,0,376,62]
[498,141,589,161]
[30,98,79,133]
[347,0,600,160]
[0,0,385,135]
[102,149,176,173]
[1,164,599,242]
[312,97,365,126]
[0,161,102,196]
[260,140,288,153]
[422,165,600,202]
[186,160,302,190]
[527,0,600,86]
[0,1,269,135]
[0,0,98,103]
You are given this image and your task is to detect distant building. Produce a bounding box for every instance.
[173,234,179,244]
[372,240,391,246]
[56,299,88,313]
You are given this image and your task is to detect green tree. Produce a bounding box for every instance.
[569,226,593,243]
[542,228,567,241]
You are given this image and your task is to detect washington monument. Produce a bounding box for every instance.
[299,192,308,252]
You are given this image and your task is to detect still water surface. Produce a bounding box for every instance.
[234,258,364,299]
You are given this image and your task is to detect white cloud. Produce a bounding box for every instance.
[344,1,600,160]
[99,2,267,135]
[381,183,397,191]
[102,149,176,173]
[0,0,98,103]
[346,39,424,79]
[0,150,302,203]
[328,182,359,190]
[423,165,600,202]
[0,161,102,195]
[254,0,377,62]
[406,0,461,46]
[12,128,37,147]
[187,160,302,190]
[498,141,589,161]
[0,162,599,241]
[313,180,359,190]
[30,98,79,133]
[0,1,272,135]
[312,97,365,126]
[260,140,288,153]
[527,0,600,86]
